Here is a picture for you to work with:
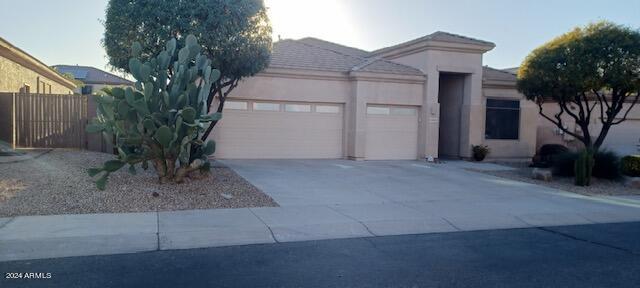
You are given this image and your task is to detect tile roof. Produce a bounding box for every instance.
[298,37,370,57]
[52,65,133,86]
[502,67,519,74]
[428,31,495,46]
[270,38,423,76]
[483,66,517,82]
[371,31,495,55]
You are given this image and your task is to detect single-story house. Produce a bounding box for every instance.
[52,65,133,95]
[211,31,539,160]
[0,37,76,94]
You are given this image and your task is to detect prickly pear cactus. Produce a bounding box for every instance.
[86,35,221,189]
[574,149,594,186]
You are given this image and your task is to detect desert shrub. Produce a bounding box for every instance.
[472,145,490,161]
[621,155,640,177]
[531,144,570,168]
[552,149,621,179]
[552,151,578,176]
[592,150,621,179]
[86,35,221,189]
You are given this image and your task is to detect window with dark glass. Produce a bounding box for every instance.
[485,99,520,140]
[81,85,93,95]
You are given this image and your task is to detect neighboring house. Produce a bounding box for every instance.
[505,66,640,156]
[51,65,133,95]
[211,31,538,160]
[0,37,76,94]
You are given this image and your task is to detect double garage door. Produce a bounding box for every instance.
[214,101,419,160]
[213,101,344,159]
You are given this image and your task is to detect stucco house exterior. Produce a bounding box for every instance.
[501,67,640,156]
[52,65,133,95]
[211,31,537,160]
[0,37,76,94]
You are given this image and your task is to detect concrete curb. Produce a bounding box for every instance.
[2,199,640,262]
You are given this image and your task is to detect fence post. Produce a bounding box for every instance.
[11,93,16,149]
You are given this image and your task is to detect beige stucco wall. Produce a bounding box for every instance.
[220,68,426,160]
[482,86,537,159]
[0,56,73,94]
[349,73,424,159]
[387,49,485,158]
[230,69,352,103]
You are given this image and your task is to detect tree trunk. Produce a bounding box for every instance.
[174,159,204,183]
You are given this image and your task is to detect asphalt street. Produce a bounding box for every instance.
[1,222,639,288]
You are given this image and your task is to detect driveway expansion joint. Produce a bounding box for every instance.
[248,208,279,243]
[155,209,160,251]
[0,217,15,229]
[537,226,639,255]
[440,217,462,231]
[325,205,377,237]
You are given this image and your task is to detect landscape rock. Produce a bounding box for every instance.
[532,168,553,182]
[624,176,640,189]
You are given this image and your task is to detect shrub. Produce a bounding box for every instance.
[621,155,640,177]
[592,150,621,179]
[552,151,578,176]
[552,149,621,179]
[472,145,490,161]
[531,144,570,168]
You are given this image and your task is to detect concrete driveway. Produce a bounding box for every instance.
[4,159,640,261]
[224,159,640,237]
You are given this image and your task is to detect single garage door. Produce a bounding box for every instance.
[213,100,343,159]
[365,105,419,160]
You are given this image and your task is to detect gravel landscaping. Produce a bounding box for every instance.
[0,150,277,217]
[471,162,640,196]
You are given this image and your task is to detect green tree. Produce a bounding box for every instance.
[518,21,640,186]
[518,21,640,151]
[103,0,272,141]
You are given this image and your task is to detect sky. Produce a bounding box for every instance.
[1,0,639,73]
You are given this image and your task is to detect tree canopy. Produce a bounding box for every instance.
[517,21,640,149]
[103,0,271,80]
[103,0,272,140]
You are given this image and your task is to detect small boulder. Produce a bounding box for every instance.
[532,168,553,182]
[624,177,640,189]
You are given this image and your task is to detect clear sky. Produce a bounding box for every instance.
[1,0,639,72]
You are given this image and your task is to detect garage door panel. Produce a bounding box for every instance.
[365,106,419,160]
[213,102,343,159]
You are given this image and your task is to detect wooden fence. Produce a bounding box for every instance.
[0,92,88,149]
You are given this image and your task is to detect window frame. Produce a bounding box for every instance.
[390,107,417,116]
[366,106,391,115]
[224,100,248,110]
[252,102,280,112]
[315,105,341,114]
[484,98,521,140]
[284,103,312,113]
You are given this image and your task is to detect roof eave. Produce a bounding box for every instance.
[482,79,517,88]
[0,38,77,90]
[371,40,495,59]
[349,70,426,84]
